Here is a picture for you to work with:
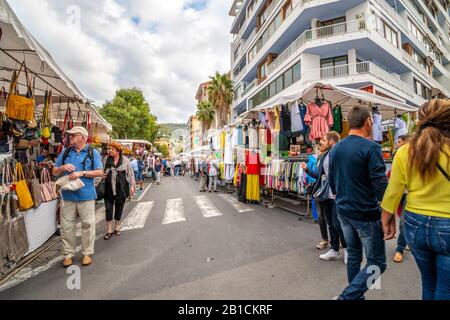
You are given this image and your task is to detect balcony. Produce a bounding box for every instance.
[303,61,415,98]
[242,78,258,97]
[267,19,367,76]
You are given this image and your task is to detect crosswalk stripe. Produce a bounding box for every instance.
[194,196,223,218]
[76,207,106,237]
[121,201,155,231]
[163,198,186,225]
[218,194,254,213]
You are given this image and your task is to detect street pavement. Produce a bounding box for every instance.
[0,175,421,300]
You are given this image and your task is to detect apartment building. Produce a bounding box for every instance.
[183,115,203,153]
[229,0,450,118]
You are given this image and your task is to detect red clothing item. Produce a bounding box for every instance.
[245,150,261,175]
[304,101,334,140]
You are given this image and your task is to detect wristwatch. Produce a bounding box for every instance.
[82,171,87,177]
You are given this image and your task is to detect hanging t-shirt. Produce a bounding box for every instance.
[290,102,304,134]
[372,113,383,142]
[299,103,307,134]
[332,105,343,134]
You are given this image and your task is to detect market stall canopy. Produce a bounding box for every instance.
[252,82,418,120]
[0,0,112,132]
[0,0,84,101]
[115,139,152,146]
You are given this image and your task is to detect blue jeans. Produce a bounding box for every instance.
[396,218,407,253]
[338,215,387,300]
[404,211,450,300]
[174,166,180,176]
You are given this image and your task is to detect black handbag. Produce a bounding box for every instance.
[96,180,105,201]
[313,174,330,202]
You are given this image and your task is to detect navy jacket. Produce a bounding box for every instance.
[329,135,388,222]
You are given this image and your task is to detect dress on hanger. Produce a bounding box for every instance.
[265,110,275,130]
[332,105,343,134]
[304,101,334,140]
[280,104,292,136]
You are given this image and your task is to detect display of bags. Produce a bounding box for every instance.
[6,61,35,122]
[14,162,34,211]
[1,161,29,265]
[40,168,58,202]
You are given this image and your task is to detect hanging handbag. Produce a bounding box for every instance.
[41,90,52,139]
[313,174,330,202]
[6,61,35,122]
[57,106,73,154]
[40,168,58,202]
[28,163,42,209]
[6,193,29,263]
[13,162,34,211]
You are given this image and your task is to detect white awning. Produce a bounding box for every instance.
[0,0,112,131]
[252,82,418,119]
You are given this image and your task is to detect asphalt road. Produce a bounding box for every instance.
[0,175,421,300]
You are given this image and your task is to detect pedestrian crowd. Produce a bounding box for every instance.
[50,98,449,300]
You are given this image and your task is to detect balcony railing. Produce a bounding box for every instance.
[267,19,367,76]
[241,78,258,98]
[303,62,414,97]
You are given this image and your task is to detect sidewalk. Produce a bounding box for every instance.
[0,181,152,291]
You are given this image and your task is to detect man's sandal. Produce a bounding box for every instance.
[104,233,113,240]
[114,230,121,236]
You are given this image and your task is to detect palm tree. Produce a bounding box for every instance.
[196,100,215,136]
[207,72,233,129]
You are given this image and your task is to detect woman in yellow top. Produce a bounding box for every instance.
[381,99,450,300]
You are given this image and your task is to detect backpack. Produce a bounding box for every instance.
[138,160,145,171]
[62,145,95,170]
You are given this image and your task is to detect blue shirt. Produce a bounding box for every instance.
[55,145,103,202]
[329,135,388,222]
[131,159,139,172]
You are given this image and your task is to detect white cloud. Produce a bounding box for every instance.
[8,0,233,123]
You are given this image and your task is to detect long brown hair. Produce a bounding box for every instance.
[409,99,450,180]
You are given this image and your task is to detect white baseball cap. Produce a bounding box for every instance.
[66,126,88,137]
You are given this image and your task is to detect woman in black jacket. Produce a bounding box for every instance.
[103,142,136,240]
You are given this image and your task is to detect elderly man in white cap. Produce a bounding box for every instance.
[53,127,104,267]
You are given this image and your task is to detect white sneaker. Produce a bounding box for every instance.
[320,249,340,261]
[344,249,348,265]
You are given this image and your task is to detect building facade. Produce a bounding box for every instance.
[183,115,203,153]
[229,0,450,118]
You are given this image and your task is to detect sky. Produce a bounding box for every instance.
[9,0,234,123]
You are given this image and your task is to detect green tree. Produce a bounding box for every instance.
[99,88,159,142]
[196,100,215,133]
[207,72,233,129]
[156,143,169,158]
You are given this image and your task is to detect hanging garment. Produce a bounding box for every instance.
[394,117,407,145]
[304,101,334,140]
[266,110,275,130]
[224,132,234,165]
[248,125,259,150]
[332,105,343,134]
[233,164,239,186]
[225,164,235,181]
[290,102,304,134]
[220,131,226,150]
[372,113,383,143]
[340,121,350,139]
[259,112,266,125]
[280,104,292,136]
[299,103,308,133]
[236,125,244,146]
[274,106,281,132]
[246,175,260,201]
[246,150,261,175]
[243,125,249,148]
[238,170,247,203]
